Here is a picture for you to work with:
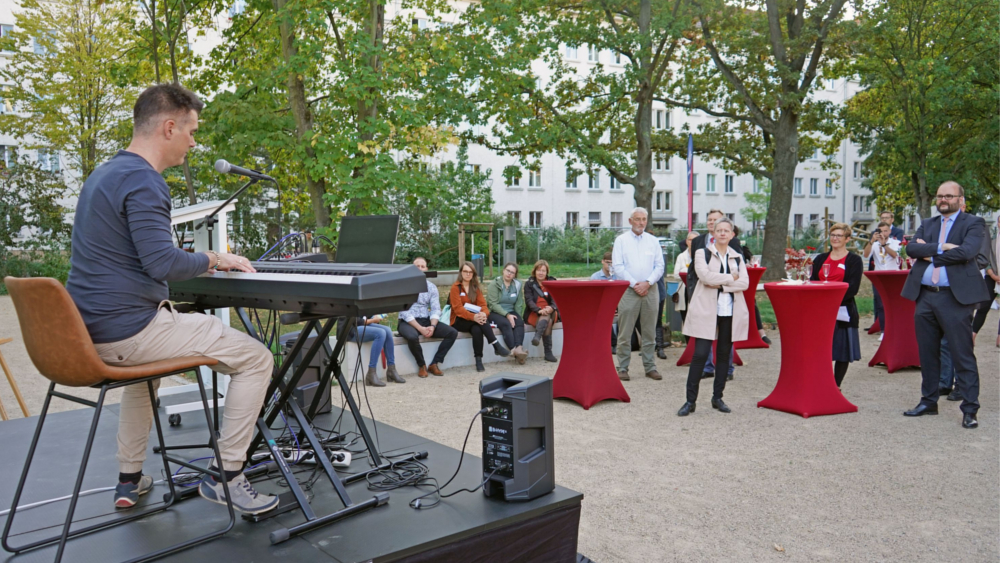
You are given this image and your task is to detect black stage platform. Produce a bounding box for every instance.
[0,392,582,562]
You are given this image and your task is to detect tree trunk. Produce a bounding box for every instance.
[912,170,931,219]
[760,114,799,281]
[273,0,331,233]
[632,0,655,215]
[346,0,384,216]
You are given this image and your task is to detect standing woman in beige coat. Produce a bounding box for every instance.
[678,218,750,416]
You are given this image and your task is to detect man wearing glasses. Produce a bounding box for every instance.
[901,182,989,429]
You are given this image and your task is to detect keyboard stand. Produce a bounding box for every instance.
[236,308,389,544]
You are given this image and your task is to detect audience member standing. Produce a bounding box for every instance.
[487,262,529,364]
[673,231,699,329]
[901,181,989,429]
[524,260,559,362]
[612,207,665,381]
[971,214,999,345]
[450,261,510,372]
[810,223,864,388]
[398,257,459,377]
[863,221,901,340]
[677,218,748,416]
[690,210,741,380]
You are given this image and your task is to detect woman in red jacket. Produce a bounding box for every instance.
[450,261,510,371]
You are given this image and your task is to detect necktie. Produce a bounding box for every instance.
[931,217,949,285]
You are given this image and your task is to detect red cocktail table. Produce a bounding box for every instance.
[865,271,920,372]
[544,280,631,409]
[757,281,858,418]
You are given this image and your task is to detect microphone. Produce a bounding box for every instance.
[214,159,275,181]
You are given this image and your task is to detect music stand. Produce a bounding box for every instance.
[335,215,400,264]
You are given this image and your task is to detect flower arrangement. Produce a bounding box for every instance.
[784,248,814,280]
[898,237,912,269]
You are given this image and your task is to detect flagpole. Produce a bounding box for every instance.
[687,134,694,231]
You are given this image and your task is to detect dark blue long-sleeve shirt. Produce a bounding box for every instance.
[67,151,209,343]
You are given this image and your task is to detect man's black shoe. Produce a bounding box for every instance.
[947,389,962,401]
[962,413,978,429]
[761,335,772,345]
[677,402,695,416]
[711,398,731,413]
[938,386,953,396]
[903,403,938,417]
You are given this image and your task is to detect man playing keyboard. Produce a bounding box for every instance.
[66,84,278,514]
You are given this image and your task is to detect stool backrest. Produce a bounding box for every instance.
[4,277,110,387]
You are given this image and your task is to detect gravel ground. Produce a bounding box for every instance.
[0,295,997,562]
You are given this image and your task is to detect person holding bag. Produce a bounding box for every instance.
[486,262,529,364]
[677,218,749,416]
[810,223,864,389]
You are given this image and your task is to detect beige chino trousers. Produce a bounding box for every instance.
[94,303,273,473]
[615,285,660,373]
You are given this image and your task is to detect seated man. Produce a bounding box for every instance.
[397,257,459,377]
[590,251,618,281]
[65,84,278,514]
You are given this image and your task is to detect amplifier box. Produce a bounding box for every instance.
[279,331,332,415]
[479,373,554,502]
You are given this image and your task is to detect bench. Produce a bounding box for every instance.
[337,323,564,378]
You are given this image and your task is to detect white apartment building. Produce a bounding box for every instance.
[0,0,963,237]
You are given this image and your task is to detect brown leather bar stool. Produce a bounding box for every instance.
[1,277,235,563]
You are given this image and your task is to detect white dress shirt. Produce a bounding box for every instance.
[867,239,901,271]
[612,230,665,288]
[710,246,734,316]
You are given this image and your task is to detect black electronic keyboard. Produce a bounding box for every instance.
[168,261,427,317]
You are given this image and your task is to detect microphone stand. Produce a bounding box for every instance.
[197,177,259,252]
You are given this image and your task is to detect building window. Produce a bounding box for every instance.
[654,191,671,212]
[655,109,669,130]
[614,51,622,64]
[504,165,521,187]
[529,211,543,227]
[588,211,601,225]
[691,213,699,227]
[706,174,716,193]
[654,154,663,171]
[0,24,13,53]
[38,148,59,173]
[810,213,819,224]
[565,168,578,189]
[724,175,734,193]
[508,211,520,225]
[566,212,579,228]
[809,178,818,196]
[528,168,541,188]
[587,44,598,62]
[588,171,598,190]
[793,178,802,196]
[853,161,860,179]
[726,213,735,221]
[565,45,578,59]
[609,175,620,190]
[810,148,822,161]
[691,174,698,192]
[610,212,623,228]
[825,179,833,196]
[753,177,770,193]
[0,145,16,168]
[794,214,803,229]
[228,0,246,17]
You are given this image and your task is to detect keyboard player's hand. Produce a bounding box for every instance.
[212,253,257,273]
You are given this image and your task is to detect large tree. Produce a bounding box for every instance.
[840,0,999,217]
[665,0,850,280]
[425,0,693,213]
[0,0,137,181]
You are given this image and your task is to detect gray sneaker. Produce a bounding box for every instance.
[114,475,153,508]
[199,472,279,515]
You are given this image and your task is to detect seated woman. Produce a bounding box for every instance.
[351,315,402,387]
[450,261,510,371]
[523,260,559,363]
[810,222,863,389]
[487,262,529,364]
[678,218,749,416]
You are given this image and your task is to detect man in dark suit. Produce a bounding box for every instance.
[901,181,989,429]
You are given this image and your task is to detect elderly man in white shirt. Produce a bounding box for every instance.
[612,207,665,381]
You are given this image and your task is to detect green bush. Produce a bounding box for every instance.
[0,243,72,294]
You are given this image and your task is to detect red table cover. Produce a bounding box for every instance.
[757,281,858,418]
[544,280,631,409]
[735,266,769,349]
[867,319,880,334]
[865,271,920,372]
[675,271,744,366]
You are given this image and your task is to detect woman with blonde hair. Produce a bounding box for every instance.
[450,261,510,371]
[810,222,863,388]
[678,218,749,416]
[523,260,559,362]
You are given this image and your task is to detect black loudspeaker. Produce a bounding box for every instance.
[479,373,555,502]
[279,331,332,415]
